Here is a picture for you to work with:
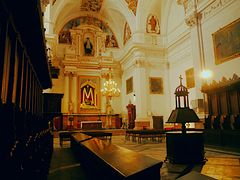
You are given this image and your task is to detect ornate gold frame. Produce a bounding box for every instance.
[126,77,133,94]
[212,18,240,65]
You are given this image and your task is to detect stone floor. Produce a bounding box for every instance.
[48,135,240,180]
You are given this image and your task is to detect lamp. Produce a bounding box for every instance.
[101,70,120,114]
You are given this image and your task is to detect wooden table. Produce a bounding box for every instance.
[80,138,163,179]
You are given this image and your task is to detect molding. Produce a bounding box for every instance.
[200,0,236,22]
[119,43,166,65]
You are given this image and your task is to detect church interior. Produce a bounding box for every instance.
[1,0,240,179]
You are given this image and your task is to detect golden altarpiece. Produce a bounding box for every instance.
[47,17,121,130]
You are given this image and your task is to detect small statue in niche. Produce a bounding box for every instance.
[84,37,93,56]
[146,15,160,34]
[149,15,157,31]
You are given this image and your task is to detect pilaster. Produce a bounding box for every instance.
[62,71,70,113]
[71,73,78,113]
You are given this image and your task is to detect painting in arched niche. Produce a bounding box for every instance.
[146,14,160,34]
[79,76,100,112]
[124,22,132,45]
[58,16,119,48]
[80,81,97,109]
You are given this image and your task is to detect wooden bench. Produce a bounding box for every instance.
[59,131,77,147]
[70,133,93,159]
[126,129,165,143]
[77,138,163,179]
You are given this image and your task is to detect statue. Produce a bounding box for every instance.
[84,37,93,55]
[68,101,73,114]
[149,15,157,31]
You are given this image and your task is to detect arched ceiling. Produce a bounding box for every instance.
[49,0,163,43]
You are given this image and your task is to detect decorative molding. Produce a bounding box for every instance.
[177,0,236,25]
[201,73,240,92]
[185,11,202,27]
[201,0,236,22]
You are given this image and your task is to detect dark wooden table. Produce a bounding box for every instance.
[80,138,163,179]
[71,132,92,143]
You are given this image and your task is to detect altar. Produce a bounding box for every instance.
[62,114,121,130]
[81,121,102,130]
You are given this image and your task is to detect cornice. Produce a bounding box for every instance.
[119,43,166,65]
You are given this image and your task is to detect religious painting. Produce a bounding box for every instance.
[125,0,138,15]
[58,16,118,48]
[185,68,195,89]
[79,76,100,113]
[212,18,240,65]
[126,77,133,94]
[83,33,94,56]
[105,33,118,48]
[52,0,57,5]
[149,77,163,94]
[124,22,132,45]
[80,0,103,12]
[58,31,71,44]
[146,14,160,34]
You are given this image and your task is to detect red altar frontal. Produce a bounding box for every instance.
[59,114,121,130]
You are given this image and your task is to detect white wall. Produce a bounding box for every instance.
[201,0,240,81]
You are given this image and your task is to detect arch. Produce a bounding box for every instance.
[58,16,119,48]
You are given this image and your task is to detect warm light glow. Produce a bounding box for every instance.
[101,79,120,98]
[200,70,212,79]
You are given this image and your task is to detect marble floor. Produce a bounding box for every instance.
[49,135,240,180]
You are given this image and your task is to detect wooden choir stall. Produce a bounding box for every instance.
[202,74,240,150]
[1,0,53,179]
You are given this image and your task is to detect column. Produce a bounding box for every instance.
[183,0,206,119]
[134,60,148,120]
[72,73,78,113]
[62,72,70,113]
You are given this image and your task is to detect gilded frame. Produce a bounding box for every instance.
[185,68,195,89]
[212,18,240,65]
[126,77,133,94]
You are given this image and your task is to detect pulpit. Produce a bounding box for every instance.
[166,76,204,164]
[126,103,136,129]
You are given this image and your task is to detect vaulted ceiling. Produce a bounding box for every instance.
[44,0,164,47]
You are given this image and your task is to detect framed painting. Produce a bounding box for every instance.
[185,68,195,89]
[126,77,133,94]
[149,77,163,94]
[212,18,240,65]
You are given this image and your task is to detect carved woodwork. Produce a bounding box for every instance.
[126,103,136,129]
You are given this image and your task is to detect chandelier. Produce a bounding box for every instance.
[101,79,120,98]
[101,71,120,115]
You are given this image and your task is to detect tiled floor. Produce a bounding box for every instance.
[49,135,240,180]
